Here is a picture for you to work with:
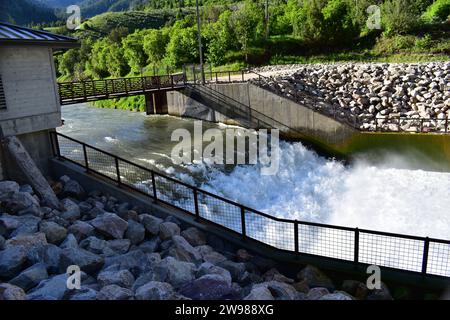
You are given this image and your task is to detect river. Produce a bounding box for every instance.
[60,104,450,240]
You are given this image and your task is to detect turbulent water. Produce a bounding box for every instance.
[60,104,450,240]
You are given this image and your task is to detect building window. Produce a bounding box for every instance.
[0,76,6,110]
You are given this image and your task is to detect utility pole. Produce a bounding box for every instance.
[264,0,269,40]
[195,0,205,84]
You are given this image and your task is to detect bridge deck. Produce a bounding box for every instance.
[58,74,186,105]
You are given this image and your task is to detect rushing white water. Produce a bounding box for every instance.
[60,105,450,241]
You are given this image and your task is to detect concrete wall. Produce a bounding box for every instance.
[0,45,61,137]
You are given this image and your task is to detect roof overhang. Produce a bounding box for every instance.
[0,39,80,49]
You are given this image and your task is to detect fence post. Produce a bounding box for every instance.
[151,171,158,201]
[354,228,359,263]
[240,206,246,239]
[228,71,231,83]
[193,188,200,221]
[294,220,299,253]
[422,237,430,275]
[82,144,89,172]
[115,157,121,186]
[242,70,245,82]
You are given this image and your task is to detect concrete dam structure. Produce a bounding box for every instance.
[167,82,450,171]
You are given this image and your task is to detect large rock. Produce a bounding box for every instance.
[65,287,98,300]
[62,179,86,200]
[180,274,233,300]
[59,248,104,274]
[139,214,163,236]
[67,221,95,242]
[135,281,175,300]
[0,283,26,300]
[97,269,135,289]
[196,262,232,285]
[60,234,78,249]
[0,246,28,279]
[244,286,274,300]
[341,280,369,299]
[0,215,20,236]
[159,222,180,240]
[254,281,300,300]
[181,227,206,246]
[3,192,39,214]
[263,268,294,284]
[27,273,69,300]
[27,244,62,274]
[9,263,49,291]
[60,198,81,222]
[5,232,47,251]
[125,220,145,245]
[367,282,393,300]
[39,221,67,245]
[217,260,246,282]
[104,250,155,277]
[8,215,41,237]
[297,265,334,291]
[97,284,133,300]
[90,212,128,239]
[168,235,202,264]
[154,257,196,289]
[0,181,20,200]
[319,291,353,300]
[306,287,330,300]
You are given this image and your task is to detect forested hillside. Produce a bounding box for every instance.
[0,0,57,25]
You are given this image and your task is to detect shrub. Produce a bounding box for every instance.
[422,0,450,23]
[381,0,420,35]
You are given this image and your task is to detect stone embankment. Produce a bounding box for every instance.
[0,178,394,300]
[252,62,450,132]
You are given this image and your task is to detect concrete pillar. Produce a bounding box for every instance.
[145,91,168,115]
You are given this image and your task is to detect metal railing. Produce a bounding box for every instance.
[250,71,450,134]
[50,131,450,279]
[58,74,186,105]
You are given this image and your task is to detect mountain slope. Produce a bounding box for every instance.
[0,0,57,25]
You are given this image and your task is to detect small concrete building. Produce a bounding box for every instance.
[0,22,79,180]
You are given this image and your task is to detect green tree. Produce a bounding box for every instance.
[382,0,420,35]
[122,30,150,74]
[322,0,360,44]
[143,29,170,66]
[231,0,264,61]
[165,25,199,67]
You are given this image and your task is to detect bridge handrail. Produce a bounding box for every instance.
[50,131,450,279]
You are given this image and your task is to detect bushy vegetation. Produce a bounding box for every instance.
[53,0,449,81]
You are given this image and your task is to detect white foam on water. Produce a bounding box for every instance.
[180,141,450,240]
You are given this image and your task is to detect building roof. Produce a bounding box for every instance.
[0,22,79,48]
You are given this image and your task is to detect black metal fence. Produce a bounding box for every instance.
[50,131,450,279]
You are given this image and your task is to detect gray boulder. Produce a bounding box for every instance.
[125,220,145,245]
[97,284,133,300]
[9,263,49,291]
[0,215,20,236]
[107,239,131,254]
[132,271,166,291]
[217,260,246,282]
[196,262,232,285]
[159,222,180,240]
[168,235,202,264]
[139,214,163,236]
[306,287,330,300]
[63,179,86,200]
[104,250,155,277]
[67,221,95,241]
[0,181,20,200]
[297,265,334,291]
[244,286,274,300]
[39,221,67,245]
[90,212,128,239]
[5,232,47,251]
[3,192,39,214]
[135,281,175,300]
[154,257,196,289]
[65,287,98,300]
[27,273,69,300]
[254,281,300,300]
[180,274,232,300]
[97,269,135,289]
[138,238,160,253]
[0,283,26,300]
[181,227,206,246]
[60,198,81,222]
[8,215,41,237]
[27,244,62,274]
[59,247,104,274]
[60,234,78,249]
[319,291,353,300]
[0,246,28,279]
